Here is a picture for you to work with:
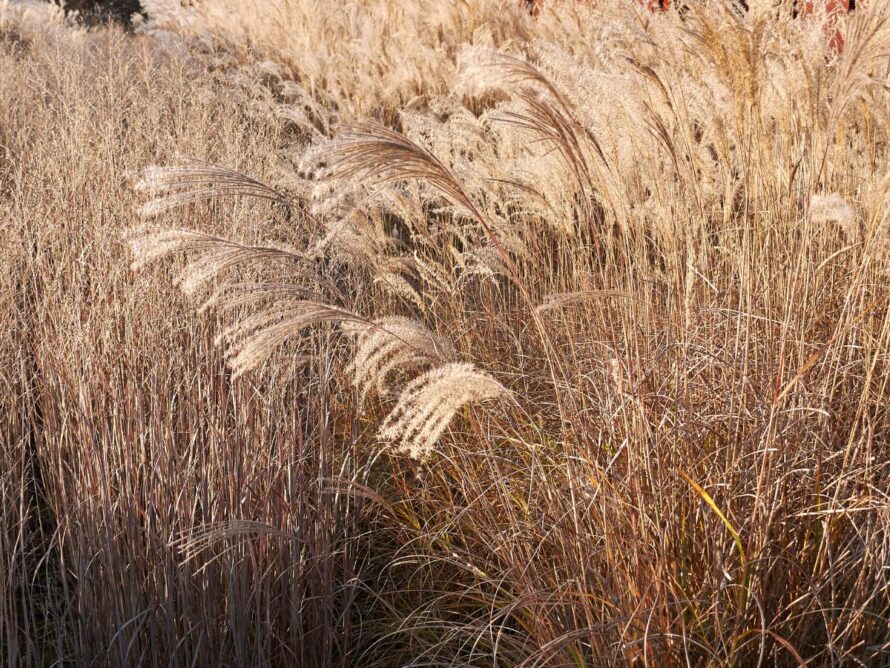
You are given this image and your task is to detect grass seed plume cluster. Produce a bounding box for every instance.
[2,0,890,665]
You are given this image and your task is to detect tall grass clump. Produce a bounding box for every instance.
[3,0,890,665]
[0,6,375,665]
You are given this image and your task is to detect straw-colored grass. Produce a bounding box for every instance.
[2,0,889,665]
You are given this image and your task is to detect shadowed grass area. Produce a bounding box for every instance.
[63,0,143,26]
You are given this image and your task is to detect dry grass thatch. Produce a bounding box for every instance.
[2,0,890,665]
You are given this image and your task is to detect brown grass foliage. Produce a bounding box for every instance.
[2,0,890,665]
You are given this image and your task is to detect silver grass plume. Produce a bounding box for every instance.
[128,227,351,375]
[342,316,454,400]
[131,158,294,216]
[378,362,509,459]
[499,87,604,185]
[457,49,607,221]
[127,227,312,296]
[828,3,890,131]
[456,48,570,113]
[218,301,368,377]
[305,121,524,285]
[306,121,485,222]
[170,520,292,565]
[810,193,858,242]
[536,290,635,314]
[457,48,599,159]
[810,193,854,225]
[305,105,573,426]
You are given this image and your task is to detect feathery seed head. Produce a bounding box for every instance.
[343,316,455,400]
[378,362,509,459]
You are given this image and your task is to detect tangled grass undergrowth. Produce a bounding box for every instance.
[2,0,889,665]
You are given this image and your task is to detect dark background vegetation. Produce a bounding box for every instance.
[60,0,142,25]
